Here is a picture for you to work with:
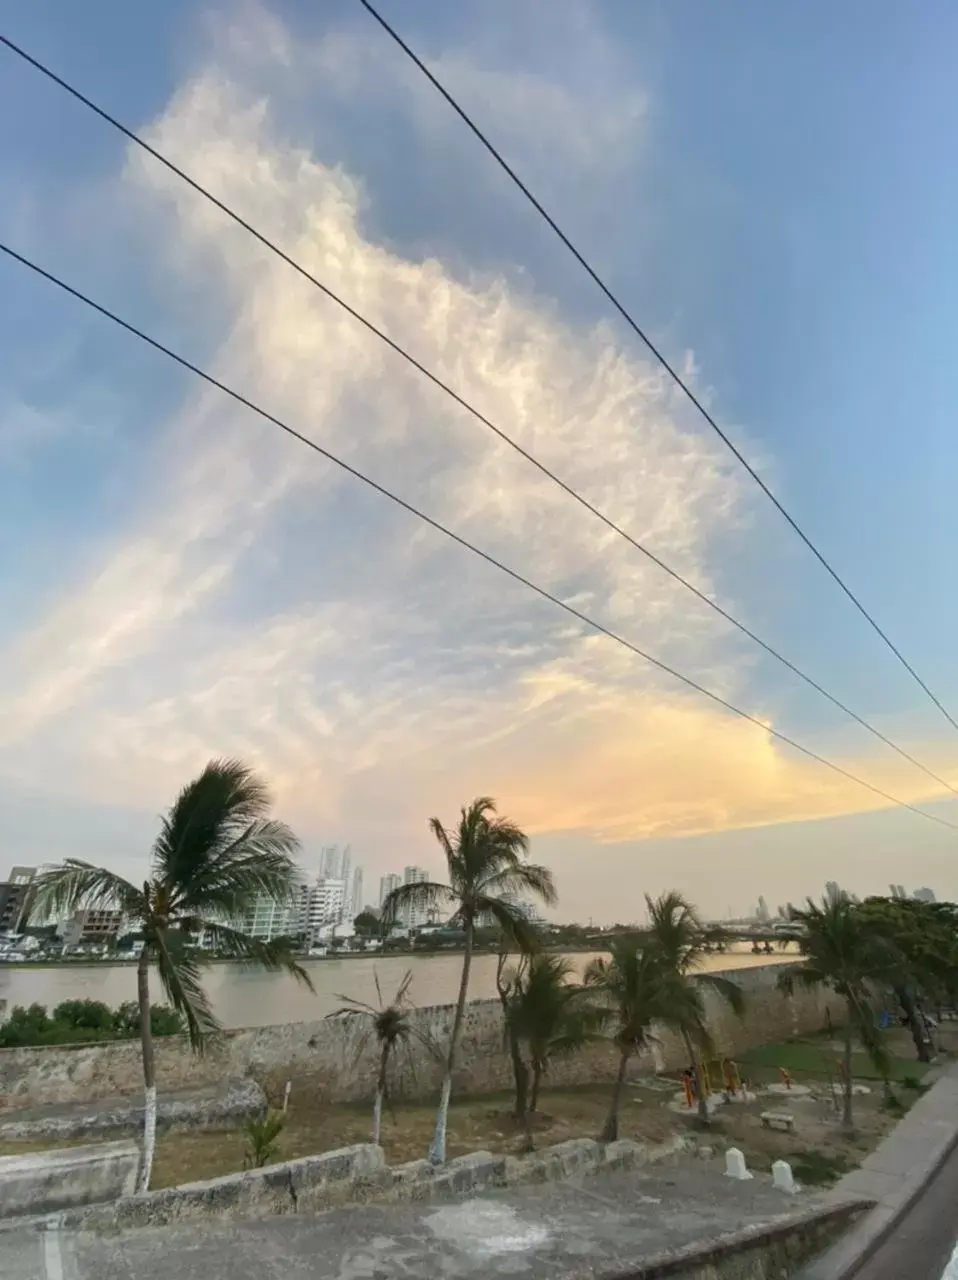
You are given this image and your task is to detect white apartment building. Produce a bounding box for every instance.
[305,878,346,940]
[379,873,401,908]
[400,866,431,928]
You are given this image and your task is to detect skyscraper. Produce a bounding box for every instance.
[379,873,401,908]
[350,866,364,919]
[401,866,431,927]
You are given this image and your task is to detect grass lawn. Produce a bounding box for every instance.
[740,1036,930,1084]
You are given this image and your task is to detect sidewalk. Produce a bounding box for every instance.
[800,1062,958,1279]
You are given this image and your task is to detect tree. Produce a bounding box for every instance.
[856,897,958,1061]
[381,796,556,1163]
[52,999,114,1033]
[585,939,697,1141]
[329,970,419,1144]
[505,954,601,1116]
[645,891,745,1125]
[29,758,313,1193]
[778,894,892,1134]
[353,910,381,938]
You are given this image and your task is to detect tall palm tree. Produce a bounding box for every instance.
[29,759,312,1192]
[778,894,892,1134]
[585,939,697,1141]
[381,796,556,1163]
[506,953,601,1115]
[645,891,744,1125]
[328,970,418,1144]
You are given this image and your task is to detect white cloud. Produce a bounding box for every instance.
[2,4,953,919]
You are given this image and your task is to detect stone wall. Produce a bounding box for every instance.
[0,963,845,1114]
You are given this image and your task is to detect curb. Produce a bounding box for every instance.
[799,1064,958,1279]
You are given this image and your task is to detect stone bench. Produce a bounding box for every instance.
[760,1111,795,1132]
[0,1140,138,1219]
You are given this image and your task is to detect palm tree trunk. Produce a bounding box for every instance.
[373,1041,389,1145]
[509,1033,530,1121]
[841,1008,855,1134]
[600,1048,630,1142]
[530,1062,542,1113]
[896,988,931,1063]
[135,946,156,1195]
[428,920,474,1164]
[681,1029,709,1125]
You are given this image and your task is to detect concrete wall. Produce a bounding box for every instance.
[0,963,844,1115]
[0,1141,138,1218]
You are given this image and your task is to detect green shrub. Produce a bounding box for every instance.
[0,1000,183,1047]
[52,999,115,1032]
[244,1110,285,1169]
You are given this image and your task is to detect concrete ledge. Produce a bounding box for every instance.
[0,1141,138,1218]
[799,1064,958,1279]
[620,1198,869,1279]
[60,1143,385,1229]
[0,1078,266,1142]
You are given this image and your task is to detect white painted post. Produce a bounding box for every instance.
[725,1147,753,1180]
[772,1160,797,1194]
[283,1081,292,1114]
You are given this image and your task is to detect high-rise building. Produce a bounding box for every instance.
[914,887,936,903]
[756,896,770,924]
[400,866,431,928]
[305,879,346,940]
[0,866,38,935]
[379,873,401,908]
[890,884,908,900]
[349,867,364,921]
[318,846,342,879]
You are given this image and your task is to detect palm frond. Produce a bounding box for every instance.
[475,896,540,953]
[194,921,314,991]
[700,973,746,1016]
[152,927,220,1050]
[380,881,452,926]
[27,861,144,926]
[479,862,557,908]
[152,760,301,912]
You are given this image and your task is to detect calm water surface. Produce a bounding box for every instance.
[0,947,793,1029]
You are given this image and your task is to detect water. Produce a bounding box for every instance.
[0,947,792,1029]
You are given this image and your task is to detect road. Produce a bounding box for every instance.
[853,1139,958,1280]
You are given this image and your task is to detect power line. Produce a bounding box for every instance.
[355,0,958,737]
[2,37,956,801]
[4,239,957,834]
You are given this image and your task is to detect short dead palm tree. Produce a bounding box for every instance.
[585,939,694,1141]
[778,894,892,1134]
[29,759,312,1193]
[645,891,744,1124]
[381,796,556,1163]
[328,970,419,1144]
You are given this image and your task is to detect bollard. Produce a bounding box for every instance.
[725,1147,753,1181]
[772,1159,797,1194]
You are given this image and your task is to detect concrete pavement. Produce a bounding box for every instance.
[4,1162,830,1280]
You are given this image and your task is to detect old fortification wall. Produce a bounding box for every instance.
[0,962,844,1114]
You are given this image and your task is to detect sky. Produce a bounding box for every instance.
[2,0,958,921]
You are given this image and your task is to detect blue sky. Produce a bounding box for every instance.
[2,0,958,919]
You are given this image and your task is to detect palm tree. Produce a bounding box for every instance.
[381,796,556,1163]
[506,953,602,1115]
[328,970,418,1144]
[495,941,533,1124]
[585,939,696,1141]
[29,759,312,1193]
[777,894,892,1134]
[645,891,745,1124]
